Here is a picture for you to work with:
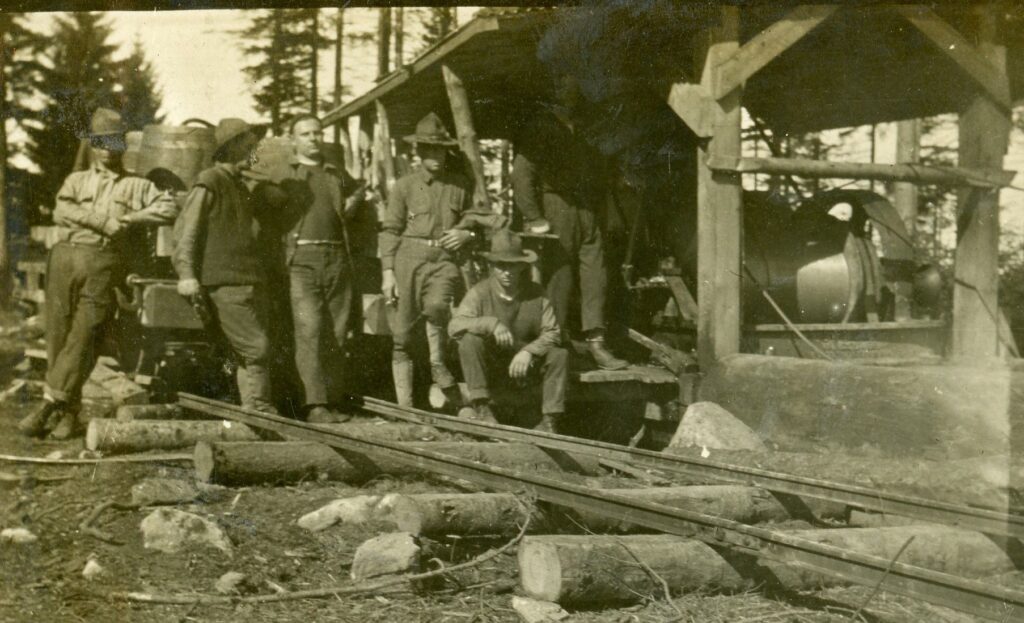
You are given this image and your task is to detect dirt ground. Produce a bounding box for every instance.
[0,321,1004,623]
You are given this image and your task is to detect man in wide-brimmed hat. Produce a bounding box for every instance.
[449,229,567,431]
[19,107,178,440]
[173,118,279,413]
[379,112,501,408]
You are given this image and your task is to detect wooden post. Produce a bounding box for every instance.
[696,6,743,367]
[376,7,391,81]
[310,9,319,116]
[332,8,344,147]
[349,115,363,180]
[442,64,490,211]
[375,100,396,194]
[0,29,9,309]
[952,5,1011,359]
[393,7,404,69]
[894,119,921,235]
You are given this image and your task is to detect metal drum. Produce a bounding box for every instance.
[123,131,143,174]
[137,121,216,191]
[250,136,294,183]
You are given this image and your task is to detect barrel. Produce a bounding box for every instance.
[123,131,143,174]
[137,123,216,191]
[250,136,294,183]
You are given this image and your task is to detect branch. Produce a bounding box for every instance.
[109,513,532,605]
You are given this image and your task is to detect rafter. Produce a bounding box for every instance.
[712,5,838,100]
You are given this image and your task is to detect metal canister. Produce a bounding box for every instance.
[136,121,216,191]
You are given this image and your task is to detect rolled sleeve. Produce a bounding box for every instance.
[127,179,179,224]
[449,287,500,338]
[171,186,210,281]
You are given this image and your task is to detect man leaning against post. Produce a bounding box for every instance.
[19,108,178,440]
[276,114,366,423]
[172,118,278,414]
[449,230,567,432]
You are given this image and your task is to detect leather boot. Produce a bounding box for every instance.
[391,358,414,407]
[534,413,560,434]
[306,405,352,424]
[587,338,629,371]
[49,408,81,441]
[426,321,456,389]
[18,401,60,438]
[466,401,498,425]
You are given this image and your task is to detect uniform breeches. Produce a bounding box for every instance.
[391,243,462,361]
[45,243,118,405]
[208,284,275,412]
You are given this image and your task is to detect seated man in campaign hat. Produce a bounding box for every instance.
[449,230,568,432]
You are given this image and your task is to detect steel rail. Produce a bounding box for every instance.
[179,392,1024,621]
[355,396,1024,539]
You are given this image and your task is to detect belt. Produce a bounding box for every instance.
[296,240,345,246]
[401,237,444,248]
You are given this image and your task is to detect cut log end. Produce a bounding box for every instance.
[517,540,562,603]
[194,441,216,483]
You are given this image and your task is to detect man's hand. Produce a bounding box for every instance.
[118,213,139,227]
[102,217,124,237]
[439,228,473,251]
[509,350,533,379]
[492,322,514,349]
[381,269,397,304]
[177,279,201,298]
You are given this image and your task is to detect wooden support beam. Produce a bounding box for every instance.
[708,156,1014,188]
[374,100,396,195]
[442,64,490,211]
[894,5,1012,109]
[712,5,838,99]
[696,6,744,367]
[952,5,1012,358]
[893,118,921,321]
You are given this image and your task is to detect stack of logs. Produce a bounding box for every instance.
[90,401,1022,611]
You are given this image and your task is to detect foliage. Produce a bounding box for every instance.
[239,9,330,134]
[118,37,164,132]
[417,7,457,50]
[1,13,46,140]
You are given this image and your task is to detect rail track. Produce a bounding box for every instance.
[180,392,1024,621]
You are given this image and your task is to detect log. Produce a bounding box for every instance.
[701,354,1019,458]
[442,64,490,211]
[86,420,259,455]
[195,441,602,486]
[520,525,1019,606]
[289,421,448,443]
[115,404,190,422]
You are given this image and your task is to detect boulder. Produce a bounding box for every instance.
[214,571,248,595]
[140,508,232,555]
[511,596,570,623]
[350,532,420,581]
[82,558,105,580]
[131,478,200,507]
[668,401,767,452]
[297,494,394,532]
[1,528,37,545]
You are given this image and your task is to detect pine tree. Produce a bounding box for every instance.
[239,9,329,134]
[117,37,164,131]
[418,8,456,50]
[26,12,122,203]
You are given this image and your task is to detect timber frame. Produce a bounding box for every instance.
[320,4,1021,370]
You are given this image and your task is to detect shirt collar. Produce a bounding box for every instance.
[90,162,124,181]
[418,167,439,186]
[489,275,518,302]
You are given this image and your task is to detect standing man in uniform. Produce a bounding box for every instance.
[19,108,178,439]
[173,118,278,414]
[277,114,365,423]
[380,113,496,407]
[511,76,628,371]
[449,230,567,431]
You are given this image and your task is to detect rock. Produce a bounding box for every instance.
[44,451,64,461]
[140,508,232,555]
[132,478,200,506]
[215,571,248,595]
[297,495,389,532]
[1,528,38,545]
[350,532,420,581]
[667,401,767,452]
[82,558,105,580]
[511,596,570,623]
[79,450,102,460]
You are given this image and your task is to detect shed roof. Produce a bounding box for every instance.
[322,5,1024,139]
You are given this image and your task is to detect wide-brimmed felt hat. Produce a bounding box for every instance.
[214,118,266,154]
[87,108,125,138]
[403,112,458,147]
[483,229,537,264]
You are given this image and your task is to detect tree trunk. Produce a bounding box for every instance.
[333,8,344,146]
[393,7,404,69]
[519,526,1018,606]
[310,9,319,116]
[442,65,489,212]
[377,7,391,81]
[271,9,283,133]
[194,440,602,486]
[0,28,9,310]
[115,404,190,422]
[86,419,259,454]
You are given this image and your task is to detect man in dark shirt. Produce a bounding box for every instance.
[511,76,628,371]
[380,113,498,407]
[449,230,566,432]
[278,114,365,423]
[173,118,277,413]
[19,108,178,439]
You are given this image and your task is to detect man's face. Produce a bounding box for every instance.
[89,135,125,169]
[492,262,525,291]
[224,132,260,166]
[418,144,447,173]
[292,118,322,161]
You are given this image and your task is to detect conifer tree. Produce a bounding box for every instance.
[118,37,164,131]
